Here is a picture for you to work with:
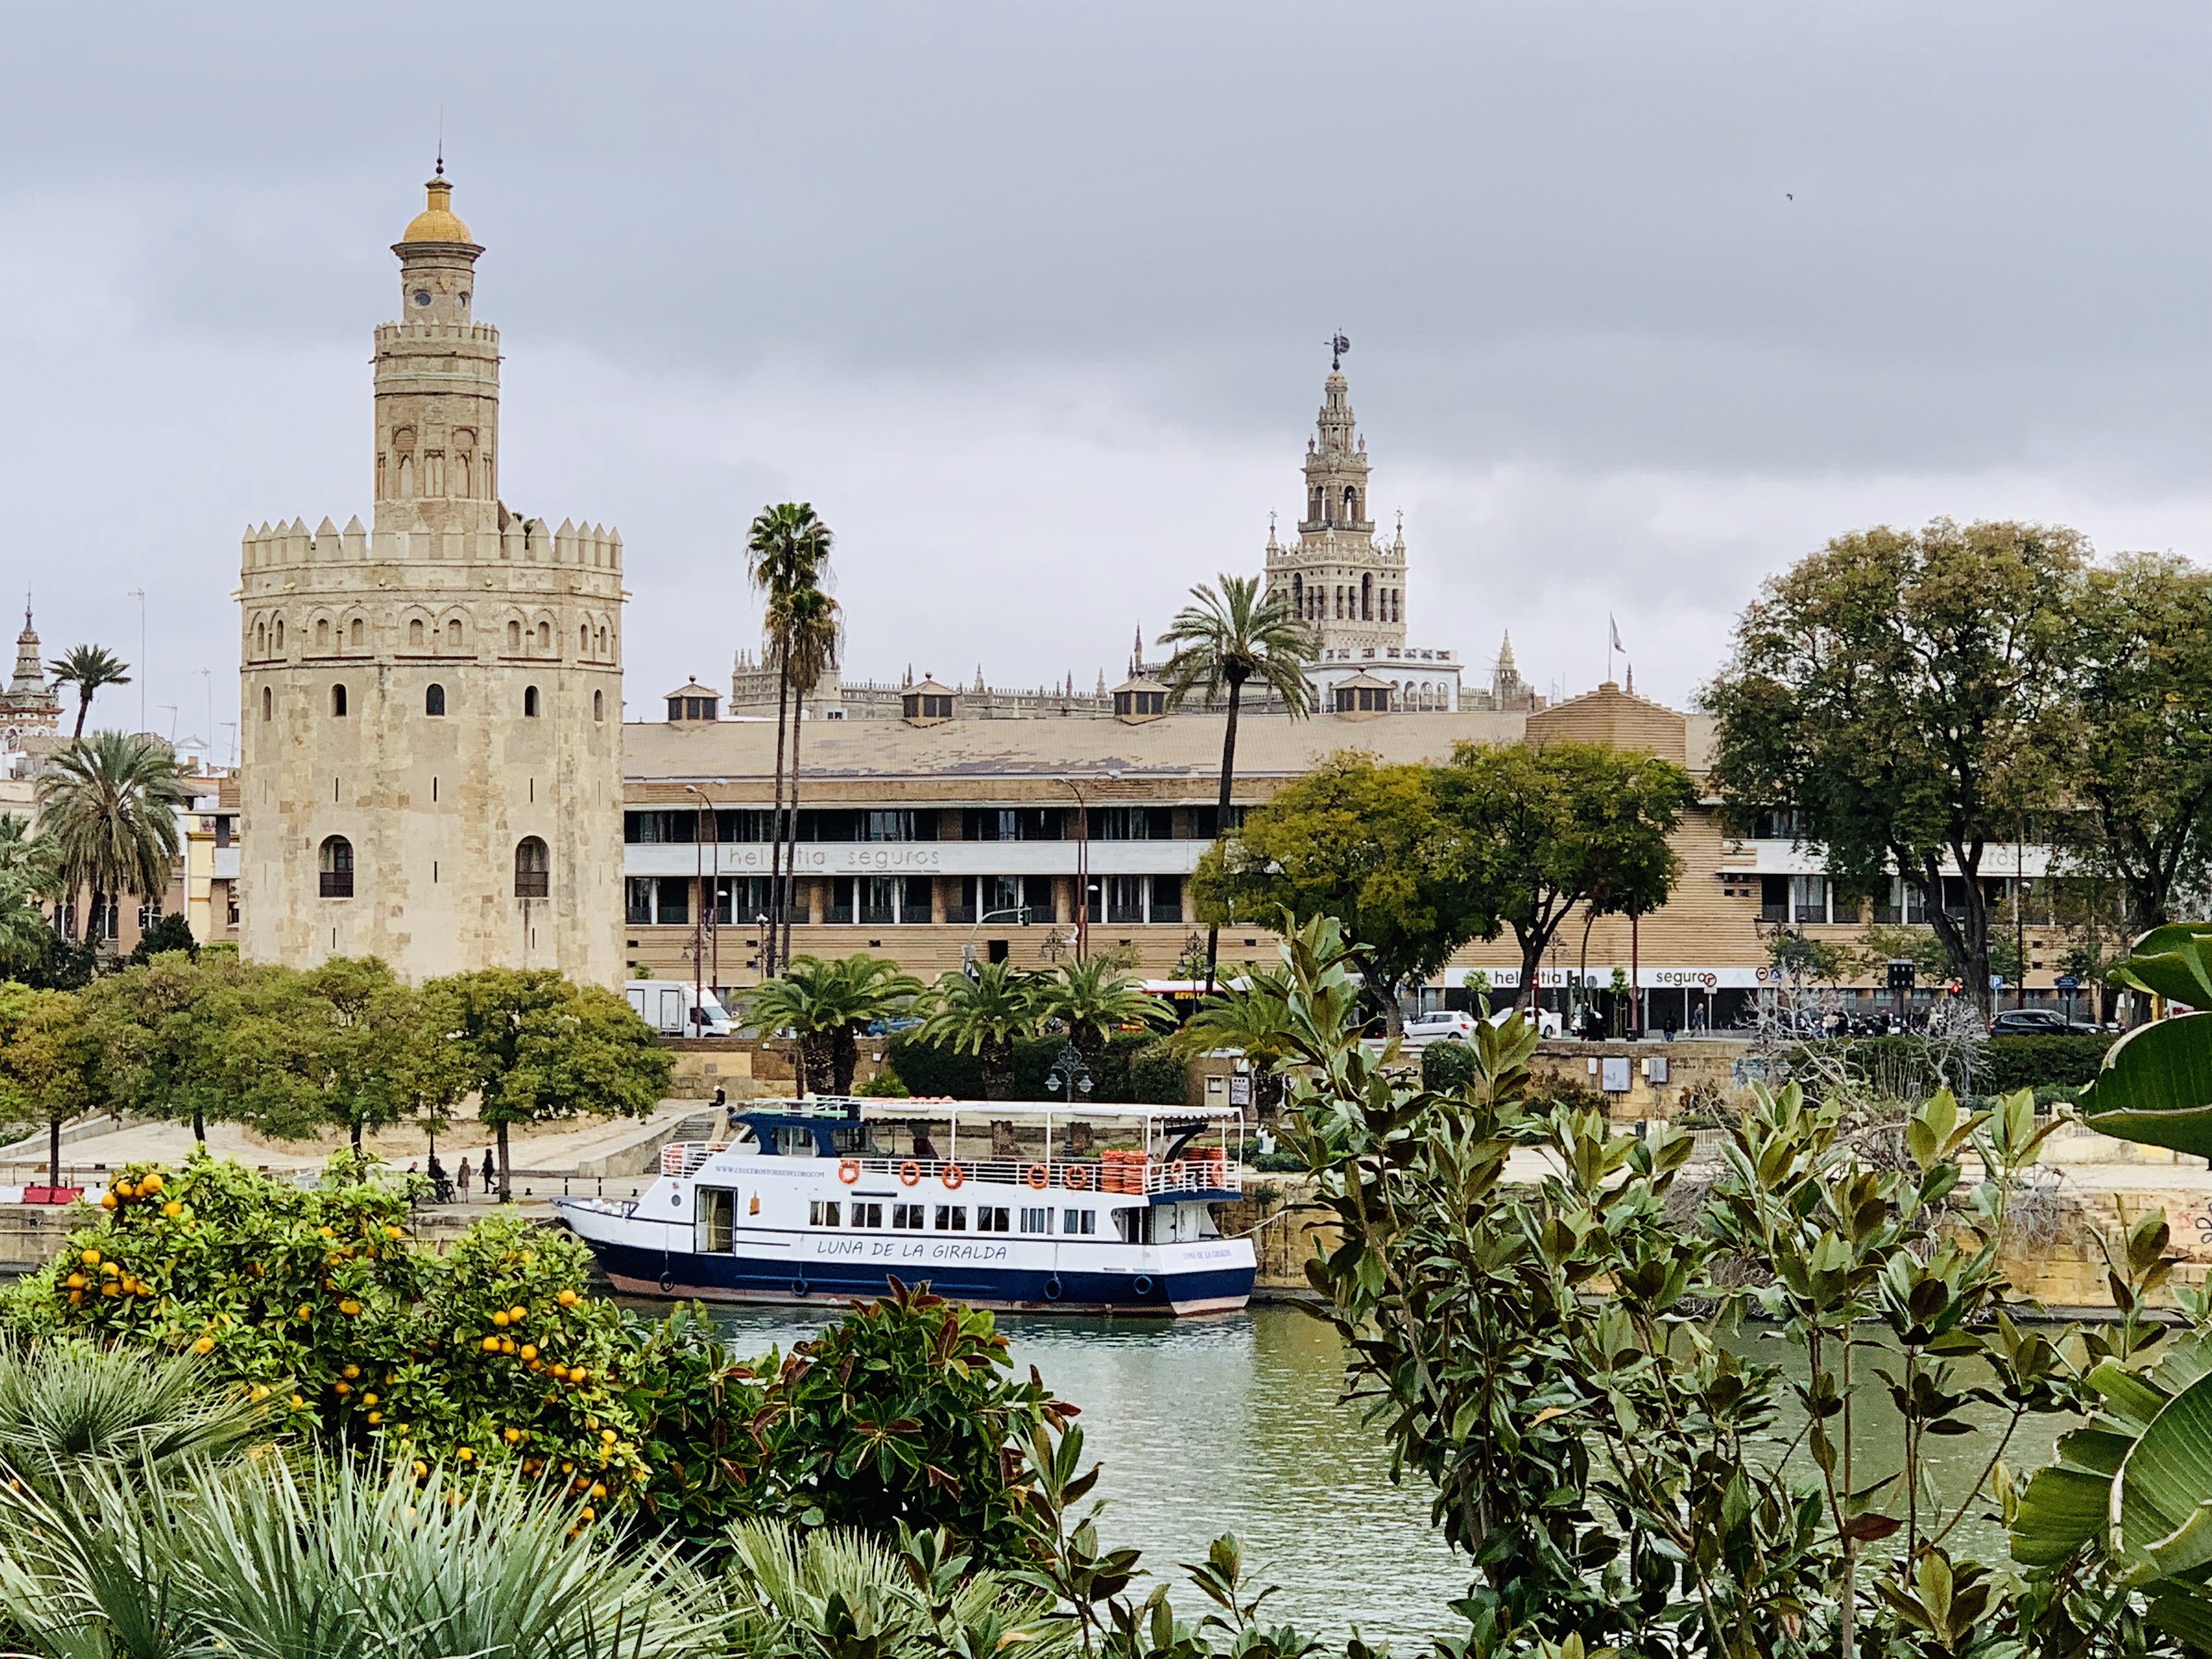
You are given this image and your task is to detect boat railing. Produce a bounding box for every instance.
[657,1142,1240,1196]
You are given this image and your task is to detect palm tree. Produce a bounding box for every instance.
[772,583,840,972]
[46,645,131,740]
[1157,574,1317,989]
[1034,957,1163,1063]
[917,961,1039,1101]
[0,816,58,971]
[740,953,921,1094]
[744,504,835,977]
[35,732,195,947]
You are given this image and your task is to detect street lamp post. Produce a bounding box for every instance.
[684,784,710,1031]
[1054,771,1122,964]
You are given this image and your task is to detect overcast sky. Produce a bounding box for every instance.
[2,2,2204,753]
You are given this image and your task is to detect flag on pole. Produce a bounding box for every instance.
[1609,614,1624,653]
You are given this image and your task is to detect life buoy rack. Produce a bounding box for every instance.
[898,1161,922,1186]
[1043,1276,1065,1301]
[1132,1274,1154,1297]
[1062,1164,1092,1190]
[940,1163,966,1189]
[836,1159,861,1184]
[1024,1164,1048,1190]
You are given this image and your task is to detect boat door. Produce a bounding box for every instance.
[695,1186,736,1252]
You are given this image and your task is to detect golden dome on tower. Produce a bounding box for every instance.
[400,172,473,245]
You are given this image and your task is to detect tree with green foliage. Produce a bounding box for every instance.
[80,950,256,1142]
[1704,519,2085,1016]
[1192,752,1479,1026]
[219,957,459,1147]
[1157,573,1316,990]
[740,952,922,1094]
[1030,956,1162,1062]
[34,731,196,947]
[2053,551,2212,934]
[1764,927,1854,988]
[44,643,130,741]
[0,985,101,1184]
[917,961,1038,1101]
[124,911,195,965]
[1436,741,1697,1012]
[420,968,673,1201]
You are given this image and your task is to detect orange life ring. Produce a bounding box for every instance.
[836,1159,860,1184]
[1024,1164,1048,1190]
[1062,1164,1091,1191]
[940,1163,966,1189]
[898,1161,922,1187]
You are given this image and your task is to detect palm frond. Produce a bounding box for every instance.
[1155,575,1315,717]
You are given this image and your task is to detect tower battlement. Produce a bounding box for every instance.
[240,515,623,571]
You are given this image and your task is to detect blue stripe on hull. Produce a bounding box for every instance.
[577,1237,1252,1315]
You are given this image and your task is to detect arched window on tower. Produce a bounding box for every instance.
[331,685,348,717]
[315,618,330,650]
[254,622,266,656]
[1345,486,1358,522]
[538,622,552,652]
[524,686,539,718]
[425,684,445,716]
[318,836,354,899]
[275,619,285,650]
[1291,575,1302,616]
[261,686,272,721]
[507,620,522,653]
[580,623,590,655]
[349,618,364,649]
[448,618,462,648]
[514,836,550,898]
[409,618,425,648]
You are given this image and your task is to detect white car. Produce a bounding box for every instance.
[1403,1010,1479,1043]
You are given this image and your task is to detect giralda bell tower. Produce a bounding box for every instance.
[236,168,626,985]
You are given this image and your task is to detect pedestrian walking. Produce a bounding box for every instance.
[482,1148,497,1200]
[456,1158,470,1198]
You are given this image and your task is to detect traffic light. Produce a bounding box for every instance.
[1886,958,1915,992]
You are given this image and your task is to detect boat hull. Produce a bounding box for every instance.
[562,1223,1254,1316]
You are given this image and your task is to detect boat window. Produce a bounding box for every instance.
[727,1126,758,1149]
[808,1200,842,1227]
[893,1203,924,1229]
[849,1202,882,1228]
[1114,1209,1150,1245]
[830,1125,872,1155]
[1063,1208,1097,1235]
[694,1188,735,1253]
[1020,1207,1053,1233]
[775,1127,819,1157]
[933,1205,966,1232]
[975,1207,1011,1233]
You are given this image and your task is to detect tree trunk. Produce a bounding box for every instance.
[982,1036,1012,1101]
[766,662,792,979]
[72,695,88,740]
[350,1118,363,1150]
[191,1105,205,1144]
[48,1115,60,1186]
[1204,675,1246,993]
[1515,926,1548,1017]
[784,688,806,970]
[495,1120,512,1204]
[831,1026,859,1094]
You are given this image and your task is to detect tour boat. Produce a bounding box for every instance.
[550,1098,1257,1316]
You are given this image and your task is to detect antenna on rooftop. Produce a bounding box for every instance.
[436,108,445,176]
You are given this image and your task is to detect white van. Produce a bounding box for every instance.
[627,980,735,1037]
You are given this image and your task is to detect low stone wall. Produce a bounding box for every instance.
[1527,1037,1751,1122]
[657,1035,894,1099]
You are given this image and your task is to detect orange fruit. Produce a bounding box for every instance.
[518,1343,538,1361]
[367,1411,383,1425]
[334,1381,351,1395]
[162,1201,183,1218]
[492,1310,510,1328]
[342,1364,360,1379]
[140,1173,163,1194]
[509,1305,527,1322]
[99,1193,117,1211]
[503,1427,521,1444]
[80,1250,100,1266]
[339,1300,362,1316]
[556,1289,579,1307]
[192,1337,214,1355]
[362,1391,378,1406]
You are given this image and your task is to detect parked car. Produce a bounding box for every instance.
[1403,1009,1479,1043]
[1989,1008,2103,1037]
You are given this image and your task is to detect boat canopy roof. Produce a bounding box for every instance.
[735,1095,1246,1122]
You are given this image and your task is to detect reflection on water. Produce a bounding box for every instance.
[703,1302,1467,1645]
[699,1302,2081,1646]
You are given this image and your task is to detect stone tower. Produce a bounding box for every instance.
[0,608,61,748]
[1263,357,1407,657]
[236,170,625,985]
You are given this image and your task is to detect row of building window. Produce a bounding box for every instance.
[624,873,1184,928]
[249,616,615,660]
[316,835,548,899]
[1754,874,2045,927]
[1289,572,1400,625]
[261,685,605,721]
[621,805,1237,845]
[806,1200,1097,1235]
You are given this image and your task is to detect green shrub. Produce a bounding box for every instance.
[1250,1150,1307,1173]
[1088,1030,1154,1104]
[853,1068,910,1097]
[1421,1039,1480,1094]
[1980,1033,2114,1093]
[1128,1042,1189,1105]
[1008,1035,1065,1099]
[886,1036,983,1098]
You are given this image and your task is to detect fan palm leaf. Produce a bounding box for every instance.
[35,732,195,938]
[918,963,1039,1100]
[1034,958,1164,1059]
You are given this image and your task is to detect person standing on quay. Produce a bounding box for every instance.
[455,1156,469,1199]
[482,1148,497,1201]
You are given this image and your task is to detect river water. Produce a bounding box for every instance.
[704,1301,2081,1647]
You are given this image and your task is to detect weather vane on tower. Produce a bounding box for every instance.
[1328,331,1350,370]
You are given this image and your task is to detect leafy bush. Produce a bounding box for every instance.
[854,1067,910,1097]
[887,1035,984,1097]
[1127,1041,1189,1105]
[1980,1032,2114,1092]
[1421,1038,1480,1094]
[1087,1029,1154,1104]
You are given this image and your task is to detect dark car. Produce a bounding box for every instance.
[1989,1008,2103,1037]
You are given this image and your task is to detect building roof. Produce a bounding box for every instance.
[662,681,720,702]
[623,708,1537,785]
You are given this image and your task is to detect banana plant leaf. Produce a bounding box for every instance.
[2121,1364,2212,1581]
[2108,925,2212,1009]
[2077,1012,2212,1158]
